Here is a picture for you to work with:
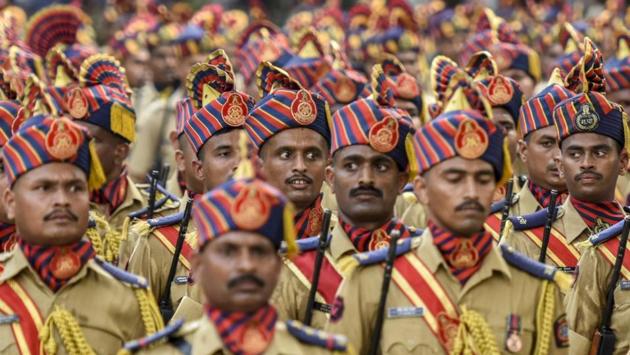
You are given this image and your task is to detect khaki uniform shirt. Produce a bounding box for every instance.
[501,198,590,269]
[400,202,428,229]
[566,243,630,355]
[127,221,202,321]
[327,229,568,355]
[128,87,183,182]
[135,316,348,355]
[271,224,357,329]
[90,176,147,233]
[510,183,543,216]
[0,247,149,354]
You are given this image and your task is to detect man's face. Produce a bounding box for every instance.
[327,145,407,226]
[396,99,421,127]
[195,130,242,192]
[0,150,11,223]
[149,45,178,87]
[415,157,497,236]
[558,133,627,202]
[192,231,281,313]
[76,122,128,182]
[260,128,329,212]
[123,49,149,88]
[397,51,419,79]
[492,107,517,162]
[518,126,565,191]
[4,163,90,245]
[608,89,630,115]
[171,134,204,195]
[503,68,536,99]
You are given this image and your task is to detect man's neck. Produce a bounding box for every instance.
[339,212,392,231]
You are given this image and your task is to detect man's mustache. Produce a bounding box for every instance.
[44,209,78,221]
[227,274,265,289]
[575,170,603,182]
[350,186,383,198]
[455,200,485,212]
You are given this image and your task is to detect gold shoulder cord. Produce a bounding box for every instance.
[40,306,97,355]
[452,306,500,355]
[135,287,165,334]
[533,280,555,355]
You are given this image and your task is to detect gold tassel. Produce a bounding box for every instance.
[533,280,555,355]
[282,203,298,259]
[500,220,513,243]
[405,134,418,181]
[452,306,500,355]
[497,136,514,189]
[88,140,106,191]
[39,306,96,355]
[552,269,575,293]
[135,288,164,335]
[233,131,254,179]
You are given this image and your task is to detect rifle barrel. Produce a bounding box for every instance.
[368,230,401,355]
[498,179,515,240]
[303,209,333,326]
[159,198,194,322]
[538,190,559,263]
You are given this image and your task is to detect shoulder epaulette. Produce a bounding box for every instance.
[507,206,563,231]
[122,319,185,353]
[147,211,185,229]
[280,235,331,254]
[351,233,422,267]
[285,320,348,352]
[490,198,507,214]
[500,244,557,281]
[585,220,624,246]
[95,258,148,288]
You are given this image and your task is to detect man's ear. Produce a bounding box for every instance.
[168,131,180,150]
[192,158,204,181]
[554,156,565,179]
[619,149,629,176]
[325,165,335,194]
[4,187,15,221]
[114,143,130,166]
[413,174,429,205]
[517,139,528,163]
[397,172,408,193]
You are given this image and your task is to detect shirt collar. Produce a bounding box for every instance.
[560,198,590,244]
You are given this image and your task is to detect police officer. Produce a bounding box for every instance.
[327,59,570,354]
[0,100,19,252]
[271,64,418,329]
[502,39,627,273]
[120,178,350,354]
[0,115,162,354]
[126,52,254,321]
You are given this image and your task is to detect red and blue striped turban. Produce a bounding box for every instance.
[3,115,105,190]
[194,178,297,255]
[476,75,524,123]
[331,97,414,170]
[246,62,331,150]
[176,98,194,137]
[411,110,508,183]
[0,101,20,147]
[183,58,255,155]
[554,38,627,148]
[235,21,292,84]
[312,68,369,107]
[282,31,331,89]
[66,54,135,143]
[518,69,575,138]
[604,32,630,92]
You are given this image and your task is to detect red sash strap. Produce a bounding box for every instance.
[483,213,502,241]
[520,226,580,267]
[153,226,194,271]
[597,239,630,280]
[286,250,343,305]
[391,253,459,352]
[0,280,44,355]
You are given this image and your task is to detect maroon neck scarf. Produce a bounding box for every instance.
[294,194,324,239]
[339,217,414,252]
[527,180,567,209]
[570,196,624,233]
[89,171,128,214]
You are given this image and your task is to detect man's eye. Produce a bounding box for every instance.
[344,162,357,171]
[376,163,389,172]
[306,151,319,161]
[279,151,291,159]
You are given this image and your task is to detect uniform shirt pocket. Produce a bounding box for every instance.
[0,320,19,353]
[382,316,441,354]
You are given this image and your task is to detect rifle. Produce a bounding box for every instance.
[538,190,559,263]
[158,198,194,323]
[368,230,401,355]
[146,169,160,220]
[590,216,630,355]
[303,209,333,326]
[498,178,515,241]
